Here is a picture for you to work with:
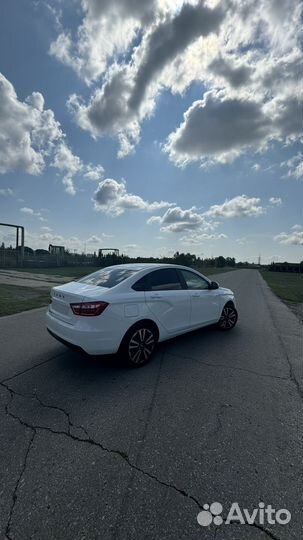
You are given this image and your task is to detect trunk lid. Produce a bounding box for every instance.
[49,281,108,325]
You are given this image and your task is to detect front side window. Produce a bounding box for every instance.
[180,270,209,290]
[78,267,138,288]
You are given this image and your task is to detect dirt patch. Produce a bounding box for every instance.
[0,270,73,289]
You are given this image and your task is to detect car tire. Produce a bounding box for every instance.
[217,304,238,331]
[119,322,158,368]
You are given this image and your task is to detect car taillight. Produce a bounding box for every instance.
[70,301,109,316]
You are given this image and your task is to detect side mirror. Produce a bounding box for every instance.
[209,280,219,290]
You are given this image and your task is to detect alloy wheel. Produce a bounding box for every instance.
[219,306,238,330]
[128,328,155,365]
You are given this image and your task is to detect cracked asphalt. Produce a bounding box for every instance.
[0,269,302,540]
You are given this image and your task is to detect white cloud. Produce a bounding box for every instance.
[283,153,303,180]
[0,74,62,175]
[164,88,302,166]
[20,207,47,221]
[0,73,104,195]
[269,197,282,207]
[67,1,224,156]
[59,0,302,165]
[147,203,229,247]
[49,0,158,85]
[51,142,82,195]
[165,92,268,165]
[51,143,105,194]
[180,231,228,245]
[123,243,139,250]
[275,228,303,245]
[20,207,35,215]
[208,54,252,88]
[39,233,62,242]
[0,188,14,196]
[84,164,104,181]
[50,0,221,87]
[86,234,113,244]
[148,206,208,232]
[205,195,266,218]
[93,178,174,216]
[147,195,266,241]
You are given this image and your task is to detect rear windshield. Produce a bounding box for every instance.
[78,267,138,288]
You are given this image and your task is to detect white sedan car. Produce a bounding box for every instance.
[46,263,237,367]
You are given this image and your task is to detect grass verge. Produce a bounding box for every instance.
[4,265,236,279]
[260,269,303,304]
[197,266,236,276]
[0,284,50,317]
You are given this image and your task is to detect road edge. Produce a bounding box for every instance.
[258,270,303,397]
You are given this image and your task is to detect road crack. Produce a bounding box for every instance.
[164,351,289,381]
[1,381,202,512]
[2,387,36,540]
[0,351,66,385]
[251,522,282,540]
[0,382,286,540]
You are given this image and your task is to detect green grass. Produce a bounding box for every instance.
[4,265,236,279]
[196,266,236,276]
[0,284,50,316]
[260,269,303,304]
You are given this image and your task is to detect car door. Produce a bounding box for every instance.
[179,269,221,327]
[143,268,191,334]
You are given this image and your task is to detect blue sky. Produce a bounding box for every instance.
[0,0,302,262]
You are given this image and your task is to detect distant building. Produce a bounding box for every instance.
[35,249,50,255]
[49,244,65,255]
[98,248,119,256]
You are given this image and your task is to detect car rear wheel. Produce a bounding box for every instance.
[120,323,158,367]
[217,305,238,330]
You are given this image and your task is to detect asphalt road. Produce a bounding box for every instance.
[0,269,302,540]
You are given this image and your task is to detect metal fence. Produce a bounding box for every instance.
[0,249,99,269]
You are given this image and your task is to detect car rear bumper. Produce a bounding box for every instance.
[46,309,120,355]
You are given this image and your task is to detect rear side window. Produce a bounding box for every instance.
[79,268,137,288]
[133,269,182,291]
[132,275,150,291]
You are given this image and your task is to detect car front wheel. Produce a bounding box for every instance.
[217,305,238,330]
[120,324,158,367]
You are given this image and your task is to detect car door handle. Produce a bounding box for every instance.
[150,293,163,299]
[190,292,201,297]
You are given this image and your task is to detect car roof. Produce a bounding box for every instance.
[101,263,188,271]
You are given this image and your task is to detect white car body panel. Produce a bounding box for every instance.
[188,289,222,327]
[46,263,236,355]
[144,289,191,334]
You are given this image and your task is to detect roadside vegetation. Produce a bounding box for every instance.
[0,284,50,317]
[260,270,303,304]
[5,265,236,280]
